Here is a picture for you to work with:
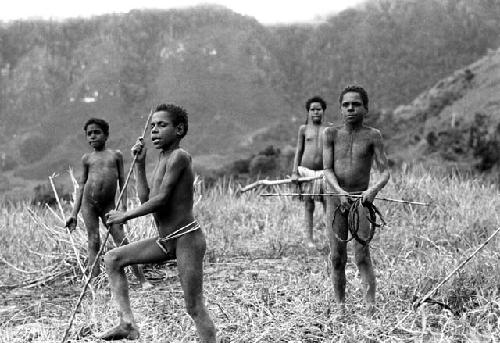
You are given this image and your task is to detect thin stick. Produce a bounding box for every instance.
[60,109,154,343]
[391,226,500,333]
[260,193,430,206]
[48,175,86,276]
[49,174,66,222]
[239,175,322,193]
[0,254,53,274]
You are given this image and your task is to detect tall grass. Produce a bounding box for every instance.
[1,167,499,342]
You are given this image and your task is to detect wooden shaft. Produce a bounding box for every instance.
[260,193,429,206]
[239,175,322,192]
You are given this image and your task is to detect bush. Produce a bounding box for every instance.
[259,145,280,156]
[227,158,251,174]
[19,135,53,163]
[31,182,71,206]
[249,154,279,177]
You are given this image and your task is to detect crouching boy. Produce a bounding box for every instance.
[101,104,216,342]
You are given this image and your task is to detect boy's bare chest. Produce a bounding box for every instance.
[334,132,373,160]
[304,127,323,146]
[150,159,171,195]
[151,163,163,190]
[87,155,117,173]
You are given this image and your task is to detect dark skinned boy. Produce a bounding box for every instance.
[101,105,216,342]
[323,85,390,311]
[291,96,328,248]
[66,118,149,288]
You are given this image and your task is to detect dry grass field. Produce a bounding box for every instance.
[1,168,499,342]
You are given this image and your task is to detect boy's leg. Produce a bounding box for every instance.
[82,206,101,277]
[177,230,216,343]
[100,238,167,340]
[304,197,315,247]
[107,220,151,288]
[353,206,376,306]
[326,200,348,306]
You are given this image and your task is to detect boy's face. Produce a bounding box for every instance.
[86,123,107,150]
[150,111,183,150]
[308,102,324,124]
[340,92,367,126]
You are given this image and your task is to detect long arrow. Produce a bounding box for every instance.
[260,192,430,206]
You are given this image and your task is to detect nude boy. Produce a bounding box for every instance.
[101,104,216,342]
[291,96,328,248]
[323,85,390,310]
[66,118,148,287]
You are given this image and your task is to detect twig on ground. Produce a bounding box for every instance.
[0,254,55,275]
[0,263,73,291]
[390,225,500,332]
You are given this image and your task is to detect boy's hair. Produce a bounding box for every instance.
[305,96,327,111]
[84,118,109,136]
[339,85,369,110]
[154,103,189,138]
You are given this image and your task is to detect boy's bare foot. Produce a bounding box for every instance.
[99,323,139,341]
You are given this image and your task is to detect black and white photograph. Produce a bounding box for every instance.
[1,0,499,342]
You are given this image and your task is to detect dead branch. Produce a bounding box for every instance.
[48,174,86,275]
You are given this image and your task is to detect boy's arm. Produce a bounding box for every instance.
[291,125,305,182]
[362,130,390,204]
[116,151,127,211]
[66,155,88,230]
[132,139,149,203]
[322,128,348,195]
[107,150,188,224]
[135,160,149,204]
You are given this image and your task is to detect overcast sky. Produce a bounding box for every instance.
[1,0,366,24]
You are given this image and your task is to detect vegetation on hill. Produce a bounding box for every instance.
[271,0,500,110]
[1,0,500,196]
[385,48,500,174]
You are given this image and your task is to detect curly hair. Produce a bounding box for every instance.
[83,118,109,136]
[154,103,189,138]
[305,96,327,111]
[339,85,369,110]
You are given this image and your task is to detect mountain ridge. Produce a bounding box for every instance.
[1,1,500,197]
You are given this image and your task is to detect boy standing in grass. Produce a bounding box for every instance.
[66,118,149,287]
[323,85,390,311]
[291,96,328,248]
[102,104,216,342]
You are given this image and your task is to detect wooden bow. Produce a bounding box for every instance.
[239,175,322,193]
